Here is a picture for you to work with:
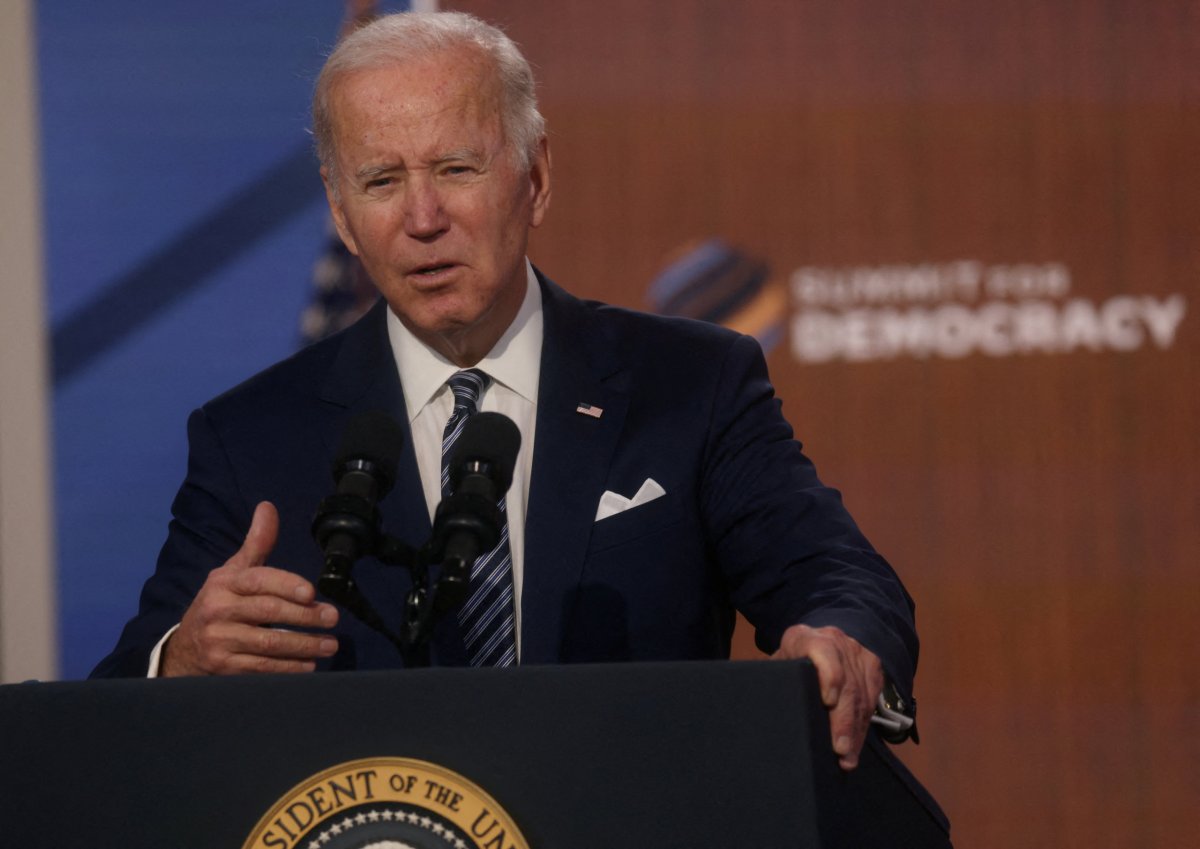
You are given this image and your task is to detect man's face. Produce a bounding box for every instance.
[322,48,551,364]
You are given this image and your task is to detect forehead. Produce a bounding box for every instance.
[327,48,505,156]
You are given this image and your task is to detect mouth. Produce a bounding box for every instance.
[410,262,458,278]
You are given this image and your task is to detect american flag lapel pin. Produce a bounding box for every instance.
[575,402,603,418]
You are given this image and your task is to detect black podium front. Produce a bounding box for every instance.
[0,660,949,847]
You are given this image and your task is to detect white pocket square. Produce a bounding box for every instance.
[594,478,666,522]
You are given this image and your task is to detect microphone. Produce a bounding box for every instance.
[311,411,405,598]
[432,411,521,610]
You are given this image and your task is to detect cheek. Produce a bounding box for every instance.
[344,201,402,244]
[355,216,396,253]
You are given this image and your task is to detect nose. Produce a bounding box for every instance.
[404,178,449,240]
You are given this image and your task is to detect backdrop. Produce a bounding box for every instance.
[449,2,1198,846]
[39,2,1198,847]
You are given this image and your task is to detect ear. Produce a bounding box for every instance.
[321,166,360,256]
[527,136,552,229]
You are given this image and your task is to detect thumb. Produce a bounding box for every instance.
[231,501,279,569]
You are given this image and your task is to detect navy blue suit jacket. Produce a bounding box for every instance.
[92,273,917,694]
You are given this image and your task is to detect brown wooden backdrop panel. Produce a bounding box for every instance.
[450,2,1199,846]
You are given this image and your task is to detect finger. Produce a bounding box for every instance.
[228,564,323,607]
[202,622,339,666]
[786,637,862,767]
[223,654,320,675]
[830,658,883,771]
[181,650,320,676]
[244,626,339,661]
[229,501,280,570]
[796,634,848,708]
[827,681,870,768]
[227,590,340,630]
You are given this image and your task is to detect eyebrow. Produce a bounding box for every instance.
[434,148,487,166]
[355,164,397,181]
[354,148,488,181]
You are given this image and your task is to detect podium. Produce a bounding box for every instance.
[0,660,949,847]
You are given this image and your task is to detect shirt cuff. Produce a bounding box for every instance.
[147,623,180,678]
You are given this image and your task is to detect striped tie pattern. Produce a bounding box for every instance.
[441,369,517,667]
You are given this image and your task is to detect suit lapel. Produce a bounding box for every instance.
[522,275,629,663]
[316,301,430,548]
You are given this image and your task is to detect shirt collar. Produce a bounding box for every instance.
[387,260,544,421]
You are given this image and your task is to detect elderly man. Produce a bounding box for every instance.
[92,11,918,772]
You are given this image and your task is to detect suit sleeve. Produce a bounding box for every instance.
[700,334,919,696]
[88,406,253,678]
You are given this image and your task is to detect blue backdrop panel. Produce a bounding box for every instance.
[38,1,406,678]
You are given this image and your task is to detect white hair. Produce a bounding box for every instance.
[312,11,545,186]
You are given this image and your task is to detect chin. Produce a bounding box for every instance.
[416,310,482,338]
[386,291,471,327]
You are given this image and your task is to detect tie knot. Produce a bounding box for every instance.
[447,368,490,415]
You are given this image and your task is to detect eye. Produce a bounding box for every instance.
[365,176,393,189]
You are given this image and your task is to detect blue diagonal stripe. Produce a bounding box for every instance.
[51,143,324,386]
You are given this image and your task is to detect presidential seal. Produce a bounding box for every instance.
[243,758,531,849]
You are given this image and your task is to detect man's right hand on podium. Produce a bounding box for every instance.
[161,501,340,677]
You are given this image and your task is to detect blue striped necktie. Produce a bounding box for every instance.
[441,369,517,667]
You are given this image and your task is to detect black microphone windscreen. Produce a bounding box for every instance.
[334,411,405,489]
[451,412,521,494]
